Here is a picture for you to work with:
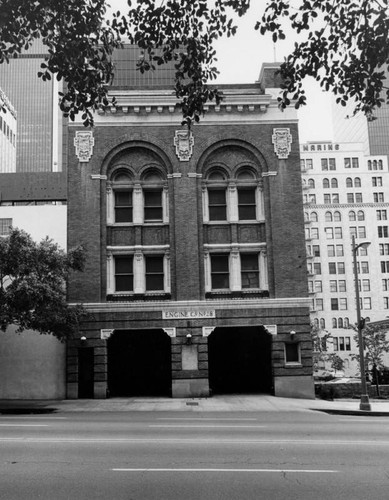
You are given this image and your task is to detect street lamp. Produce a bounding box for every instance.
[351,235,371,411]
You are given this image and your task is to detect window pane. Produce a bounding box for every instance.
[116,257,133,274]
[241,254,259,289]
[116,275,134,291]
[144,190,162,221]
[145,256,164,290]
[115,256,133,292]
[209,189,227,221]
[211,255,229,289]
[285,343,299,363]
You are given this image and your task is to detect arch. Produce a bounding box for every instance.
[235,163,259,180]
[331,178,338,188]
[323,178,330,188]
[344,317,349,328]
[320,318,326,329]
[338,318,343,328]
[325,211,333,222]
[313,318,319,328]
[110,167,134,183]
[140,165,166,182]
[310,211,318,222]
[101,140,173,178]
[204,165,230,181]
[357,210,365,221]
[332,318,337,328]
[333,211,341,222]
[346,177,353,188]
[197,139,267,176]
[308,178,315,188]
[349,210,356,221]
[354,177,361,187]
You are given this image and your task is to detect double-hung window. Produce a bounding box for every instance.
[144,190,163,222]
[210,254,230,289]
[241,254,259,288]
[145,255,164,290]
[238,188,256,220]
[208,189,227,221]
[115,191,133,223]
[114,256,134,292]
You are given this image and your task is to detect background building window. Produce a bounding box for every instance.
[114,256,134,292]
[0,218,12,236]
[145,255,164,291]
[211,254,229,289]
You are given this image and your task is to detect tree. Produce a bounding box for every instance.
[0,228,87,341]
[0,0,387,126]
[350,322,389,373]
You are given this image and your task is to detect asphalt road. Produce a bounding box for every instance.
[0,410,388,500]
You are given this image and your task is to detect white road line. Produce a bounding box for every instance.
[157,418,258,421]
[149,425,266,428]
[111,468,338,473]
[0,424,49,427]
[0,437,387,445]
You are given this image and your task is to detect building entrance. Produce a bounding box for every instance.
[107,329,172,397]
[208,326,272,394]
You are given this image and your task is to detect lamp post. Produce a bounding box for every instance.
[351,235,371,411]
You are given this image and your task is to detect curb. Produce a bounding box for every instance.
[315,409,389,417]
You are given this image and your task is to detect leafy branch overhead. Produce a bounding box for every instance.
[0,0,388,126]
[0,228,87,340]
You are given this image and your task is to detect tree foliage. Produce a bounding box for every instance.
[350,322,389,372]
[0,0,387,126]
[0,228,87,341]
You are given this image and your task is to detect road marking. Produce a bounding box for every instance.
[0,437,388,445]
[157,418,258,421]
[0,424,49,427]
[111,468,338,473]
[149,425,266,429]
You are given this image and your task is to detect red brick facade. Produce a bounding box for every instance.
[67,68,314,400]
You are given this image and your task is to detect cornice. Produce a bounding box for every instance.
[304,203,389,209]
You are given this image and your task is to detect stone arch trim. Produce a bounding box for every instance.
[100,135,174,177]
[196,139,270,176]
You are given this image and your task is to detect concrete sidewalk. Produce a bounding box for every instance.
[1,395,389,414]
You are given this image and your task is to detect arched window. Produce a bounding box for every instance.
[332,318,337,328]
[334,211,341,222]
[111,169,134,224]
[310,211,318,222]
[349,210,356,221]
[142,169,166,223]
[325,211,333,222]
[320,318,326,329]
[365,317,371,323]
[304,212,309,222]
[357,210,365,221]
[331,178,338,188]
[346,177,353,188]
[338,318,343,328]
[373,160,378,170]
[344,317,349,328]
[368,160,372,170]
[308,178,315,188]
[354,177,361,187]
[379,160,383,170]
[313,318,319,328]
[206,169,228,221]
[323,178,330,188]
[236,168,259,221]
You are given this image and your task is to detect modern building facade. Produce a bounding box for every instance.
[301,141,389,374]
[65,59,314,401]
[0,87,16,173]
[0,39,64,172]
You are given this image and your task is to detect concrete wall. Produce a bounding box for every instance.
[0,326,66,399]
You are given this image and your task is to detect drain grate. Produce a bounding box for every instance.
[186,401,199,406]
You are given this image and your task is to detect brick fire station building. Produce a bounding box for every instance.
[66,55,314,400]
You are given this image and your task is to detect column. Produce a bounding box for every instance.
[230,247,241,291]
[133,183,144,224]
[227,182,239,222]
[106,253,114,294]
[106,183,114,224]
[134,250,145,293]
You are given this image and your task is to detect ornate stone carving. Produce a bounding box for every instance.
[272,128,292,159]
[74,131,95,162]
[174,130,194,161]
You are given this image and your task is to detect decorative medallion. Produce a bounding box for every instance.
[272,128,292,159]
[174,130,194,161]
[74,131,95,162]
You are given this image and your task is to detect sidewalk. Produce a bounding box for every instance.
[1,395,389,414]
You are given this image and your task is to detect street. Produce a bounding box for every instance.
[0,408,388,499]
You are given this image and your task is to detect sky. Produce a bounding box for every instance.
[107,0,334,143]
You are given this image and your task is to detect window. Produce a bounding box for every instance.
[331,178,338,188]
[352,158,359,168]
[310,212,318,222]
[346,177,353,187]
[347,193,354,203]
[362,297,371,310]
[339,280,346,292]
[320,318,326,329]
[345,337,351,350]
[323,178,330,188]
[144,190,163,222]
[329,263,337,274]
[374,192,384,203]
[145,255,165,290]
[338,318,343,328]
[311,228,319,239]
[336,245,344,256]
[308,194,316,204]
[321,159,328,171]
[377,210,387,221]
[380,244,389,255]
[334,211,341,222]
[306,159,313,169]
[349,210,356,221]
[0,218,12,236]
[285,343,300,364]
[327,245,335,257]
[114,191,133,223]
[313,245,320,257]
[350,226,357,238]
[372,177,383,187]
[331,298,339,310]
[358,227,366,238]
[114,256,134,292]
[360,262,369,273]
[332,194,339,203]
[324,194,331,204]
[241,254,259,288]
[325,228,333,239]
[344,158,351,169]
[381,261,389,273]
[313,263,321,275]
[354,177,361,187]
[330,280,337,292]
[308,179,315,188]
[340,298,348,310]
[355,193,363,203]
[334,227,342,239]
[357,210,365,221]
[316,298,324,310]
[238,188,256,220]
[308,280,313,293]
[378,226,389,238]
[332,318,337,328]
[384,297,389,309]
[315,280,322,292]
[208,189,227,221]
[338,262,345,274]
[329,158,336,170]
[362,279,370,292]
[325,211,333,222]
[211,254,229,289]
[344,318,349,328]
[383,279,389,291]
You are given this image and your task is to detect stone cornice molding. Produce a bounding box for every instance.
[304,202,389,209]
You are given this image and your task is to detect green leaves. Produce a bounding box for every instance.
[0,228,87,341]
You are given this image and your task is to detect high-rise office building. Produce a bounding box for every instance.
[301,140,389,375]
[0,39,63,172]
[0,87,17,172]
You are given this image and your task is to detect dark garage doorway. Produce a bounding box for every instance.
[208,326,272,394]
[78,347,94,399]
[107,329,172,397]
